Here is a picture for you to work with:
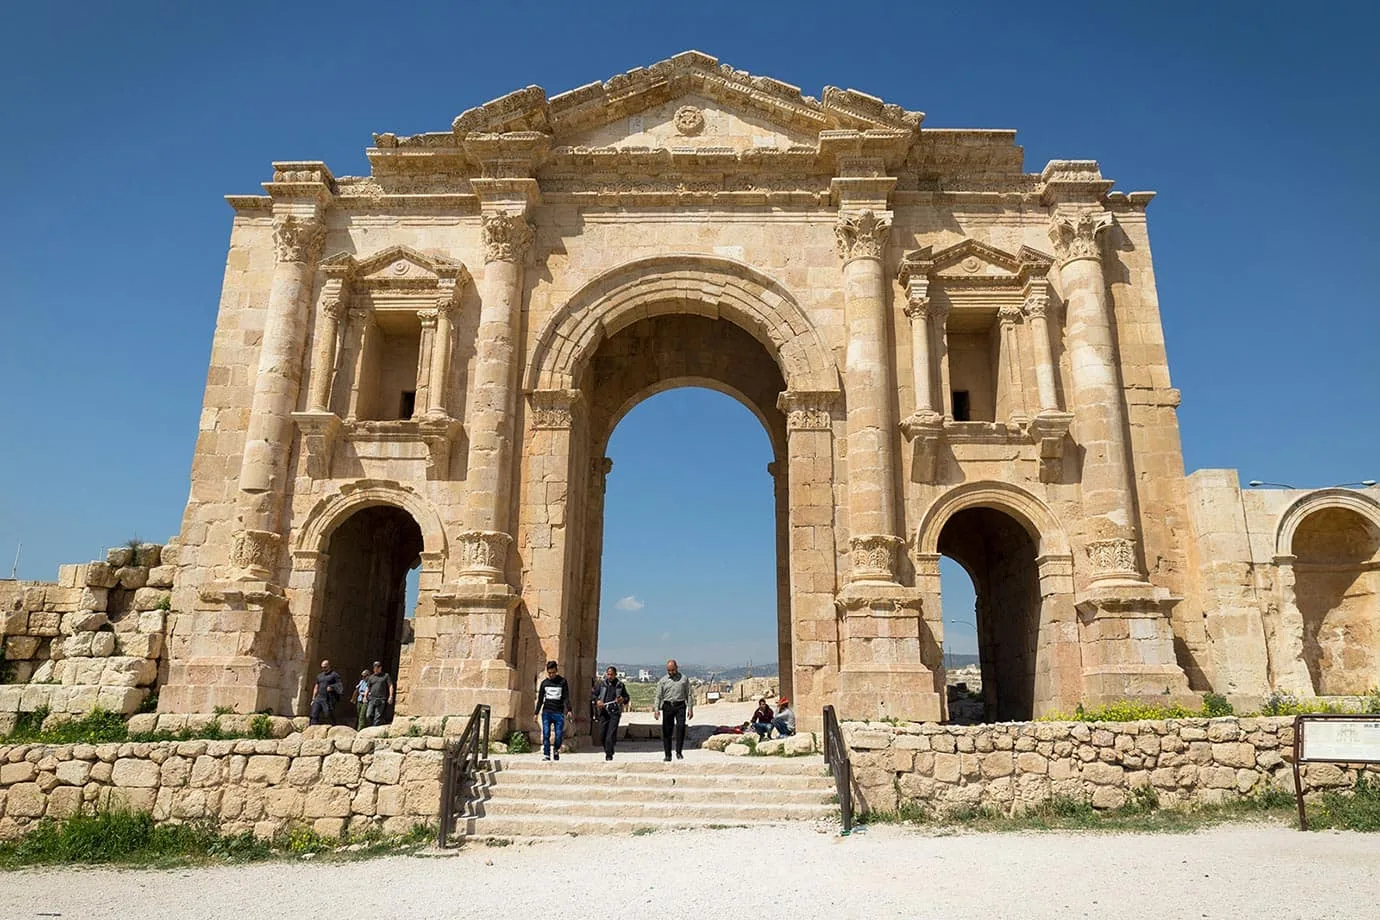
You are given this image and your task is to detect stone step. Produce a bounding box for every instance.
[459,813,831,839]
[462,796,835,822]
[473,781,834,805]
[473,769,833,792]
[490,756,829,776]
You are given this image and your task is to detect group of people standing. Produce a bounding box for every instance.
[534,659,695,762]
[309,658,396,728]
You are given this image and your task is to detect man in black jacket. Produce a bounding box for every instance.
[593,666,631,761]
[534,660,573,761]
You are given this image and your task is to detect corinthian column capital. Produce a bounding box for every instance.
[1048,209,1113,266]
[273,215,326,264]
[1023,291,1051,320]
[834,209,891,263]
[482,211,533,263]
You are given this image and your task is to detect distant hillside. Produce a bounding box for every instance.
[608,662,779,682]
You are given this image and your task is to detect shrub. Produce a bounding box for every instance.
[1364,689,1380,715]
[249,714,273,740]
[1040,700,1194,722]
[505,730,531,754]
[0,809,273,868]
[1311,775,1380,832]
[1201,693,1234,718]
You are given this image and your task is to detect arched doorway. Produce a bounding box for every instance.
[309,505,424,716]
[561,313,793,712]
[938,508,1043,722]
[1292,507,1380,695]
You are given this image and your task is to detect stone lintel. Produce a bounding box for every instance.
[1029,410,1074,483]
[433,585,522,614]
[416,416,464,480]
[835,582,924,614]
[901,411,944,483]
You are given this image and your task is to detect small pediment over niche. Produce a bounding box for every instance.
[322,246,468,287]
[924,239,1053,285]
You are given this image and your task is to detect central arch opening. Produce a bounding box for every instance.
[566,312,792,729]
[309,505,423,718]
[938,507,1043,722]
[1293,506,1380,695]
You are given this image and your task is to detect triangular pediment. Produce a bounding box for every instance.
[448,51,922,150]
[322,246,467,285]
[930,239,1023,281]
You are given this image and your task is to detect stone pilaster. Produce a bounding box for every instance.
[834,209,905,586]
[306,295,346,413]
[997,303,1028,425]
[233,209,326,578]
[415,310,438,418]
[426,296,457,417]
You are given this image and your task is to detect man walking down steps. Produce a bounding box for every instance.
[653,658,695,762]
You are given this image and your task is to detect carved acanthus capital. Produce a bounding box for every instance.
[903,297,930,321]
[1084,537,1138,577]
[435,291,460,319]
[458,530,513,580]
[231,529,281,577]
[998,303,1024,326]
[273,215,326,264]
[529,389,583,430]
[1023,292,1051,320]
[417,309,439,331]
[777,390,840,431]
[482,211,533,263]
[1048,209,1112,266]
[834,209,891,263]
[320,296,347,322]
[848,534,904,583]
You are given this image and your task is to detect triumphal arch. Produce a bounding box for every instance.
[157,52,1379,728]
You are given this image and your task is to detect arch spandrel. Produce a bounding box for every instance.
[525,254,840,396]
[292,479,447,562]
[915,481,1071,559]
[1275,489,1380,559]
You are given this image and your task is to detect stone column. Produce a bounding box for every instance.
[1024,289,1060,413]
[426,297,456,417]
[415,309,437,418]
[459,210,534,583]
[1049,208,1143,584]
[306,295,346,412]
[997,303,1028,424]
[933,301,953,419]
[834,210,905,585]
[232,211,326,577]
[903,286,937,417]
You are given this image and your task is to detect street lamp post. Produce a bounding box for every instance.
[1248,480,1376,489]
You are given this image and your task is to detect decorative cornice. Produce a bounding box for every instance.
[834,209,890,263]
[273,215,326,264]
[482,211,534,263]
[529,388,583,429]
[1049,209,1113,266]
[1085,537,1138,577]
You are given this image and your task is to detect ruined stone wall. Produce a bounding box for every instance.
[0,543,174,726]
[0,730,443,841]
[842,716,1379,816]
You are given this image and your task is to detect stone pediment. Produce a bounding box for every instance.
[322,246,468,287]
[904,240,1054,286]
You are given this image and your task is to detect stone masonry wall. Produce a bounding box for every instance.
[842,716,1380,815]
[0,729,444,841]
[0,542,175,729]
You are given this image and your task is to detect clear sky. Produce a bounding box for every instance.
[2,2,1376,666]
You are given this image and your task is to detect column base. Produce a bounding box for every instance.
[836,666,945,722]
[834,583,943,720]
[1075,583,1194,706]
[410,584,522,724]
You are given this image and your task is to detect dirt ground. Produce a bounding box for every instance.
[4,822,1378,919]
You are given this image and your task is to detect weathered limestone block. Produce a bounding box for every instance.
[6,783,45,818]
[756,739,786,756]
[115,567,149,590]
[4,636,40,660]
[106,547,134,567]
[112,758,160,787]
[118,633,164,659]
[135,544,161,568]
[100,657,158,687]
[147,566,176,588]
[27,611,60,637]
[132,588,170,612]
[54,761,91,786]
[1211,742,1256,769]
[322,752,362,785]
[363,751,404,785]
[1,762,37,785]
[304,785,353,818]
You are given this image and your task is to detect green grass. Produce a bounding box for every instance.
[857,782,1380,834]
[1,708,265,746]
[1039,690,1380,723]
[0,809,437,869]
[624,681,658,710]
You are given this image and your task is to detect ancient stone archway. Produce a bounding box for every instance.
[915,482,1080,719]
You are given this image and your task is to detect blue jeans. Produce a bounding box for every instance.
[752,721,773,740]
[772,717,794,737]
[540,711,565,756]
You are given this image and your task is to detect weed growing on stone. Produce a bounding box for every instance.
[0,810,273,869]
[248,713,273,739]
[631,826,656,836]
[505,731,531,754]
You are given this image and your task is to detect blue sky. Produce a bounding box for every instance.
[1,2,1376,665]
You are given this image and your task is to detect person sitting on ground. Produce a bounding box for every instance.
[750,698,775,740]
[771,697,796,738]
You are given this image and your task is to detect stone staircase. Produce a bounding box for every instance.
[457,749,839,840]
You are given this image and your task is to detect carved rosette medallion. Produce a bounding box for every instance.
[273,215,326,264]
[529,389,583,430]
[231,529,281,576]
[481,212,534,264]
[458,530,513,578]
[777,390,839,432]
[1085,537,1138,576]
[673,105,705,135]
[834,210,891,263]
[848,534,904,582]
[1048,210,1112,266]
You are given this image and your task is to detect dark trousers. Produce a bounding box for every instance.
[598,708,623,757]
[661,701,687,758]
[309,698,334,725]
[366,698,389,727]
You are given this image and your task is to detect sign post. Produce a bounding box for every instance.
[1292,714,1380,830]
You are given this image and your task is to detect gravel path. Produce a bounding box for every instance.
[4,823,1378,919]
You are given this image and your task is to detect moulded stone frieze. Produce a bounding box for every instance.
[528,389,583,430]
[848,534,905,583]
[272,215,326,264]
[834,210,890,263]
[1048,209,1112,266]
[481,212,533,264]
[457,530,513,581]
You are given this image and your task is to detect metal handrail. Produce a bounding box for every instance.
[822,705,853,833]
[436,703,491,848]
